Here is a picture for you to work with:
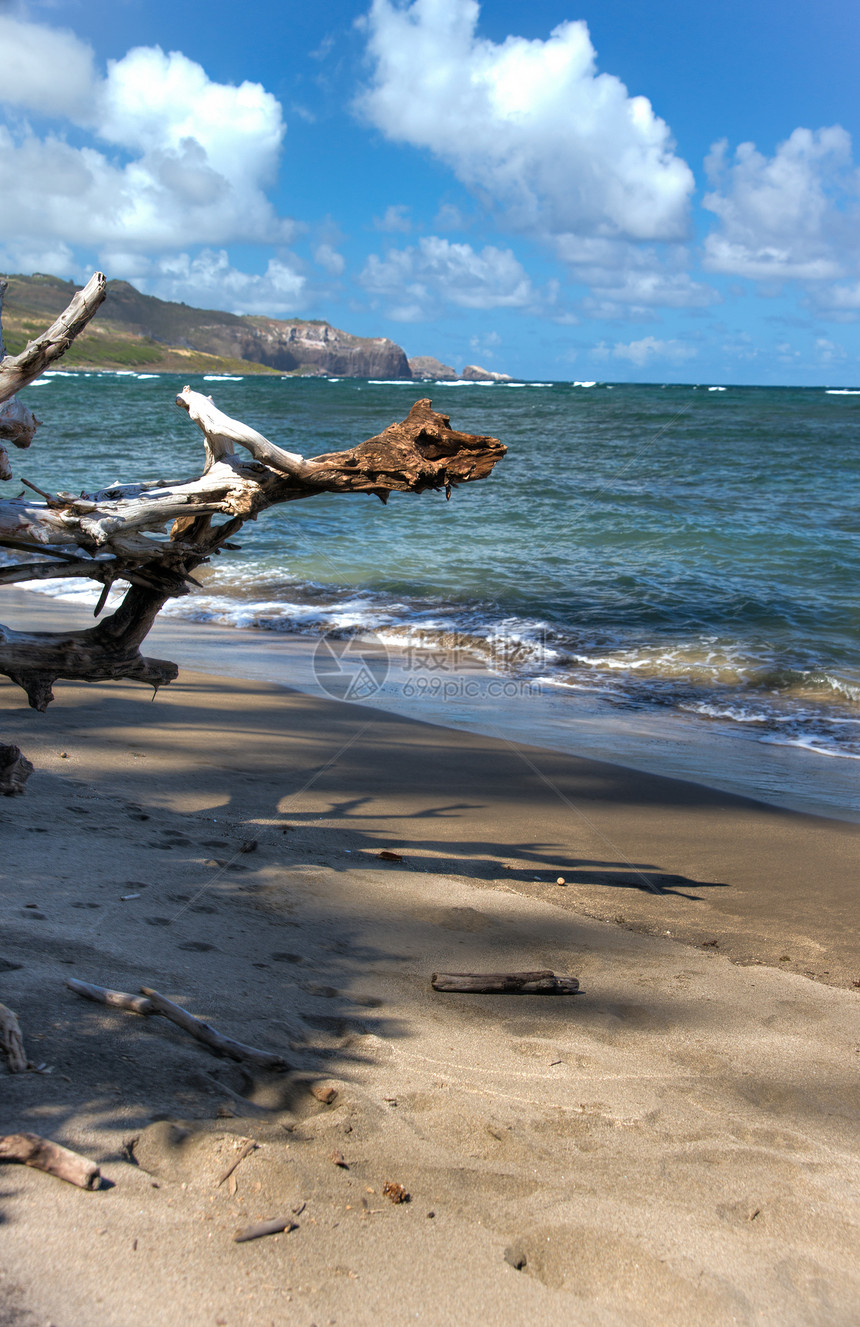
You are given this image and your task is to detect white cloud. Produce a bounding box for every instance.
[314,243,345,276]
[435,202,469,231]
[131,249,307,315]
[595,335,698,367]
[555,236,717,317]
[358,0,694,244]
[0,13,96,119]
[359,236,542,319]
[703,127,859,283]
[0,15,291,269]
[374,204,412,233]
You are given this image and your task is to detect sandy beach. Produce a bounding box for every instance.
[1,600,858,1325]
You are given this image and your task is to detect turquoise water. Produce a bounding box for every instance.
[14,371,860,764]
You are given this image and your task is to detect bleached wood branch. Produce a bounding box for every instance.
[0,273,105,465]
[0,273,106,405]
[177,386,310,478]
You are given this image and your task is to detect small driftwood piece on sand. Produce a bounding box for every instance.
[217,1140,258,1186]
[0,1002,28,1072]
[140,987,287,1070]
[66,978,156,1015]
[234,1217,297,1243]
[0,1132,101,1189]
[66,978,286,1069]
[0,743,33,796]
[431,969,580,994]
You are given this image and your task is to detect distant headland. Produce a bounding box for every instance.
[1,273,511,381]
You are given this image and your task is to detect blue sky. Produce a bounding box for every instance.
[1,0,859,383]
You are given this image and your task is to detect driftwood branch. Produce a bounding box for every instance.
[0,1133,101,1188]
[0,1002,28,1070]
[430,970,580,994]
[66,977,285,1069]
[140,987,287,1070]
[0,274,505,722]
[65,978,156,1016]
[0,273,106,406]
[0,274,106,459]
[0,743,33,795]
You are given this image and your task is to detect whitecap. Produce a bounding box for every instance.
[708,386,727,391]
[203,374,243,381]
[572,381,596,388]
[825,388,860,395]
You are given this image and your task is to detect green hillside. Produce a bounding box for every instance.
[1,274,284,374]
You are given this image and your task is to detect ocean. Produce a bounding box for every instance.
[10,371,860,819]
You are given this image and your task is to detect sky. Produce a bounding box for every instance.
[1,0,859,383]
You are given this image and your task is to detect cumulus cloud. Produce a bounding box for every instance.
[359,236,544,319]
[594,335,698,367]
[0,14,291,267]
[0,13,96,119]
[374,204,412,233]
[703,127,859,283]
[556,236,717,318]
[358,0,694,244]
[134,249,307,315]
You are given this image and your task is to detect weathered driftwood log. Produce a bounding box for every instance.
[430,970,580,994]
[0,1132,101,1188]
[0,275,504,734]
[0,742,33,795]
[65,978,157,1016]
[139,987,287,1070]
[0,1002,28,1070]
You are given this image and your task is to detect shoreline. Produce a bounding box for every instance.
[2,585,858,990]
[4,584,859,825]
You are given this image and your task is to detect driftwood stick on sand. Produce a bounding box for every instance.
[217,1140,258,1186]
[65,978,286,1069]
[65,978,157,1016]
[234,1217,297,1243]
[140,988,287,1070]
[431,970,580,994]
[0,1003,28,1071]
[0,1133,101,1189]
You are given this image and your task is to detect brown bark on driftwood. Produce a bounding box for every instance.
[0,742,33,795]
[0,1133,101,1188]
[430,970,580,994]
